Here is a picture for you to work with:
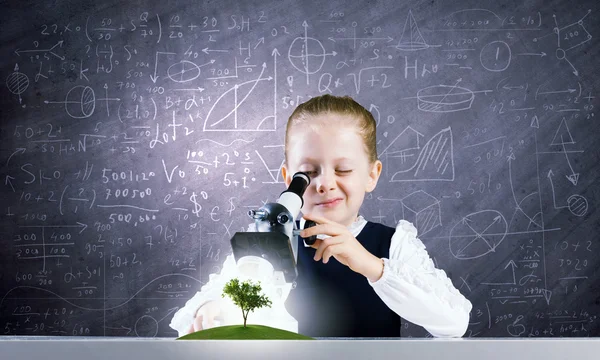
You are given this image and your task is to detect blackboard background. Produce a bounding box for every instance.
[1,0,598,337]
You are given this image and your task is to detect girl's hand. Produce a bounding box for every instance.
[301,213,383,281]
[185,300,222,334]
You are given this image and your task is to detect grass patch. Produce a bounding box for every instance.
[177,325,314,340]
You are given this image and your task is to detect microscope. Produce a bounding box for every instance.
[230,172,317,284]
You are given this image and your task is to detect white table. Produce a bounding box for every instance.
[1,337,599,359]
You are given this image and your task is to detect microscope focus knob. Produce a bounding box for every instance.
[277,213,290,224]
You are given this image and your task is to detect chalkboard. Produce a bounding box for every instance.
[1,0,598,338]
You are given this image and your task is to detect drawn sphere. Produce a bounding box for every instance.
[288,36,326,75]
[567,195,588,217]
[449,210,507,260]
[167,60,202,83]
[65,85,95,119]
[6,72,29,95]
[134,315,158,337]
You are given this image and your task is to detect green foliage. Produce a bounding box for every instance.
[222,278,272,327]
[177,324,314,340]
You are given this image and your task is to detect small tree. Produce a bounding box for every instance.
[222,278,272,328]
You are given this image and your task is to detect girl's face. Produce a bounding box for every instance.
[282,113,382,227]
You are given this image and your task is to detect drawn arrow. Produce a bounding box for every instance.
[456,216,502,257]
[506,153,520,208]
[539,88,576,95]
[202,47,229,54]
[505,260,517,284]
[5,148,26,167]
[547,170,568,209]
[15,41,65,60]
[542,289,552,305]
[480,260,517,285]
[150,51,176,83]
[5,175,15,192]
[272,48,280,124]
[376,196,403,202]
[560,135,579,185]
[516,52,546,57]
[173,87,205,92]
[18,222,88,233]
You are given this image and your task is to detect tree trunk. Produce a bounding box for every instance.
[243,315,247,328]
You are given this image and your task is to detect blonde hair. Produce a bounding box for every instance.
[284,94,378,165]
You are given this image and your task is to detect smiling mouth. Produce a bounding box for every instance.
[317,198,343,206]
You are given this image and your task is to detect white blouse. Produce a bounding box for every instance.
[169,217,473,338]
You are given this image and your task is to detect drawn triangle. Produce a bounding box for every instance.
[395,10,429,51]
[566,173,579,186]
[550,118,574,146]
[530,115,539,128]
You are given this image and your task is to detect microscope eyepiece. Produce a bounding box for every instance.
[280,172,310,206]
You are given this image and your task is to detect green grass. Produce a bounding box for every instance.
[176,324,314,340]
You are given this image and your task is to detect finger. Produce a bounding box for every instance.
[302,223,344,238]
[302,213,334,225]
[314,237,341,261]
[322,244,340,264]
[193,313,203,332]
[186,323,195,335]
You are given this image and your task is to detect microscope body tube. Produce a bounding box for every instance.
[276,192,302,223]
[277,172,310,221]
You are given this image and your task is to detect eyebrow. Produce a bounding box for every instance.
[299,157,353,163]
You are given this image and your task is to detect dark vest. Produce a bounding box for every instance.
[284,221,401,337]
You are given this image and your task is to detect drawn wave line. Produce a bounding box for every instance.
[0,273,203,312]
[195,138,255,146]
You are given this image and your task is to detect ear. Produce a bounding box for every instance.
[365,160,382,193]
[281,164,292,187]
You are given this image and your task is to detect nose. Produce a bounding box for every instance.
[315,170,336,193]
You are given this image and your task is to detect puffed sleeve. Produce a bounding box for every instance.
[367,220,473,338]
[169,224,257,336]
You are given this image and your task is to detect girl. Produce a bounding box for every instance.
[170,94,472,338]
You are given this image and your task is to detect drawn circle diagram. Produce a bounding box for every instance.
[288,36,327,75]
[6,71,29,95]
[65,85,95,118]
[417,85,474,113]
[449,210,508,260]
[167,60,202,83]
[567,194,588,217]
[480,41,511,72]
[134,315,158,337]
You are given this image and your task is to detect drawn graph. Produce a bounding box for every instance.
[254,144,285,184]
[381,126,454,182]
[0,274,198,336]
[202,63,276,132]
